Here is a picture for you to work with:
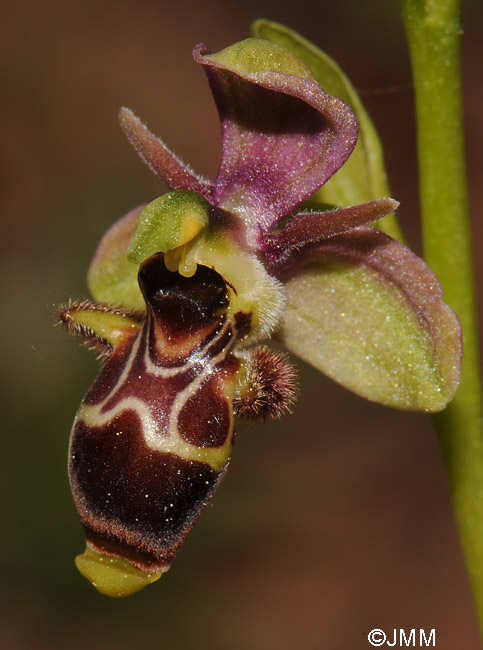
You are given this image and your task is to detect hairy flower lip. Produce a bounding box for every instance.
[59,27,465,601]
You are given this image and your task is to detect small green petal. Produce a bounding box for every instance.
[87,206,144,311]
[252,19,403,241]
[127,191,210,264]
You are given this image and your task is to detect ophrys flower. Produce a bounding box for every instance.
[58,35,461,597]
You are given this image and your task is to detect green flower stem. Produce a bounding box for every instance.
[400,0,483,630]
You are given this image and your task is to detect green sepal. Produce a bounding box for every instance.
[127,191,210,264]
[279,229,462,412]
[205,36,314,79]
[252,19,403,241]
[87,206,144,311]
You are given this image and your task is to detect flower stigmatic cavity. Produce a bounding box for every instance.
[58,25,461,597]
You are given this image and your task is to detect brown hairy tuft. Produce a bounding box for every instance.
[234,346,297,420]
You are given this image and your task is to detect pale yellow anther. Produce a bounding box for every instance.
[178,211,205,247]
[164,247,183,273]
[164,244,198,277]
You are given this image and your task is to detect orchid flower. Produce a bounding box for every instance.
[58,34,461,597]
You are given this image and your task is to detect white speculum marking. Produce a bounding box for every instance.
[75,321,235,472]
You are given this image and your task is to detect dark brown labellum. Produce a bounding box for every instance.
[69,256,243,574]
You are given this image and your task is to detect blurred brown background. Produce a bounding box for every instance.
[1,1,482,648]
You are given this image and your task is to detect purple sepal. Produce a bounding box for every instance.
[262,198,399,266]
[193,44,359,233]
[119,107,213,197]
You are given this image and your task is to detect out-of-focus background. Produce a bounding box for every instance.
[1,1,482,648]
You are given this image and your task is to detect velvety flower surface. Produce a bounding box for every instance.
[119,40,393,246]
[60,34,462,597]
[107,37,461,410]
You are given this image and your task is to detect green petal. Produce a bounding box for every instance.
[278,228,462,412]
[252,19,403,241]
[87,206,144,311]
